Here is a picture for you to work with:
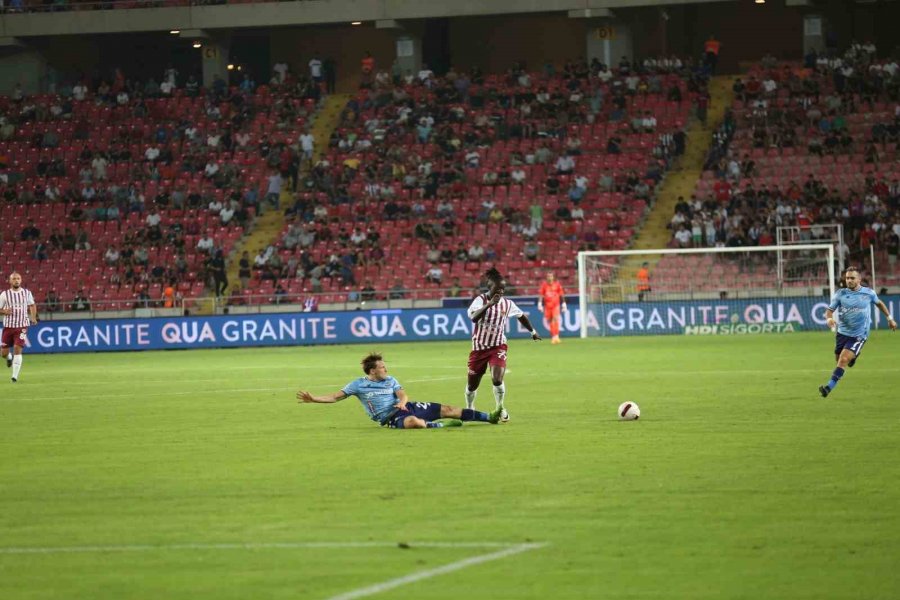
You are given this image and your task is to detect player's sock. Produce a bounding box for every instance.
[464,387,476,409]
[11,355,22,380]
[825,367,845,391]
[492,383,506,409]
[461,408,490,422]
[5,355,10,368]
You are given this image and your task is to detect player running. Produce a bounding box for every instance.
[297,352,503,428]
[465,267,541,422]
[819,267,896,397]
[0,271,38,383]
[538,272,567,344]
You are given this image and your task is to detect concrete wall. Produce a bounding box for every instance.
[4,0,899,91]
[0,0,738,37]
[270,24,396,92]
[447,14,587,74]
[663,0,803,72]
[0,47,47,94]
[23,33,202,88]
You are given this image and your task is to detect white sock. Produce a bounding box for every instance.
[11,355,22,379]
[492,383,506,409]
[465,387,477,409]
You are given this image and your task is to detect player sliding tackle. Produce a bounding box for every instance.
[819,267,896,398]
[296,352,503,429]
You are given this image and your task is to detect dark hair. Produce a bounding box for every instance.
[838,266,859,289]
[484,267,503,284]
[361,352,383,374]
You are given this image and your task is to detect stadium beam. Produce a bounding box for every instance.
[177,29,211,40]
[568,8,615,19]
[0,0,739,37]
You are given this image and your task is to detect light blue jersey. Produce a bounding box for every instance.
[341,376,403,423]
[829,286,880,338]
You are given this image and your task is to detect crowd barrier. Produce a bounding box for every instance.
[8,296,898,353]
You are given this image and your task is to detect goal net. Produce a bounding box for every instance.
[577,244,836,337]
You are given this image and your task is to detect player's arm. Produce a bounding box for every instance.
[0,295,9,316]
[824,308,836,330]
[394,388,409,410]
[874,301,897,331]
[296,390,348,404]
[29,304,38,324]
[537,284,544,311]
[559,284,567,311]
[517,314,542,341]
[469,294,499,323]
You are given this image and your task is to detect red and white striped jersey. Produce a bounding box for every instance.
[467,294,524,351]
[0,288,35,328]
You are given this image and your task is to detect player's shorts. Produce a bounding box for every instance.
[543,306,561,322]
[382,402,443,428]
[834,333,867,357]
[1,327,27,348]
[467,343,508,377]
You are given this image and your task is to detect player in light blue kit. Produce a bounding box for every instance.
[819,267,896,397]
[296,352,503,428]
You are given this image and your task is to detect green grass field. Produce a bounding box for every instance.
[1,332,899,599]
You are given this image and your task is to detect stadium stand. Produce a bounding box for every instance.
[0,73,318,311]
[661,45,900,291]
[241,58,701,305]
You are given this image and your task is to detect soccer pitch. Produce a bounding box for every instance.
[2,333,899,599]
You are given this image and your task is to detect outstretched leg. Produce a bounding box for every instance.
[440,403,500,424]
[820,349,855,397]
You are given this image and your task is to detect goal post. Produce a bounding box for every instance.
[577,244,836,338]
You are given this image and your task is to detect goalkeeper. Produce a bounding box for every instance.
[538,272,567,344]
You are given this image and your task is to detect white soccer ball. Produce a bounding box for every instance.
[618,402,640,421]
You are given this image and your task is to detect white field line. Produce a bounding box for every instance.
[0,541,531,555]
[42,364,343,374]
[42,364,467,374]
[325,542,547,600]
[3,376,461,402]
